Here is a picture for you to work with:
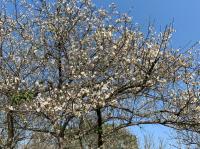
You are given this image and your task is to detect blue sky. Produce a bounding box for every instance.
[94,0,200,48]
[93,0,200,148]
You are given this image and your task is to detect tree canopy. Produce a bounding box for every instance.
[0,0,199,148]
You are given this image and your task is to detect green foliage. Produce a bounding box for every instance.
[11,90,34,105]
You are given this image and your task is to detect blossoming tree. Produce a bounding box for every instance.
[0,0,199,148]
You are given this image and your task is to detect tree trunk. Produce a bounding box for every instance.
[58,137,64,149]
[7,111,14,149]
[96,107,103,148]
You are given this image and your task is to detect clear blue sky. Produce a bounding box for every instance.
[94,0,200,48]
[93,0,200,148]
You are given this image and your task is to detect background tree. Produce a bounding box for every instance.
[141,134,167,149]
[0,0,199,148]
[20,126,138,149]
[173,130,200,148]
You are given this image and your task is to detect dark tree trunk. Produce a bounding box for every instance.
[96,107,103,148]
[7,111,14,149]
[57,46,63,90]
[57,41,64,149]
